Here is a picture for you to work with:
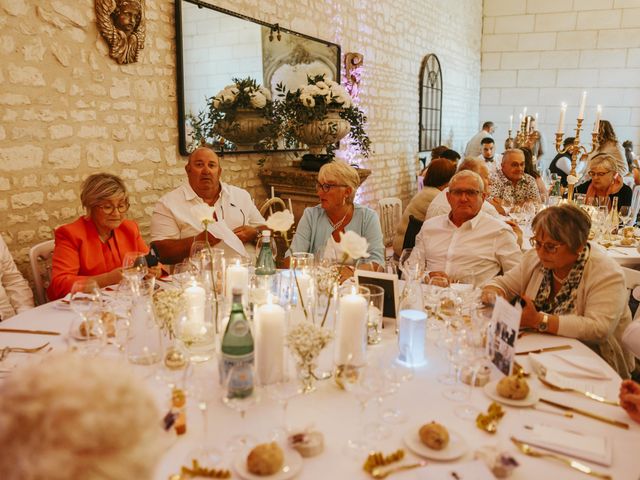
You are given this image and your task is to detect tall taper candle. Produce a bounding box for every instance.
[594,105,602,134]
[509,115,513,131]
[557,103,567,134]
[578,91,587,120]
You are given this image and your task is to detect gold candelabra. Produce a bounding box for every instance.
[514,118,539,151]
[554,118,599,202]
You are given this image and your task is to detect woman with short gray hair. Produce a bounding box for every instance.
[574,153,632,210]
[483,204,634,378]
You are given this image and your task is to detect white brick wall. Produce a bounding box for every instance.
[481,0,640,169]
[0,0,483,281]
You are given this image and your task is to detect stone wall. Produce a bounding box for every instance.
[481,0,640,169]
[0,0,482,286]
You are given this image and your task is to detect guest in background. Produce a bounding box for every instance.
[464,121,494,158]
[489,149,541,205]
[48,173,155,300]
[478,137,502,174]
[440,148,461,164]
[393,159,456,256]
[0,234,34,320]
[548,136,574,187]
[619,380,640,424]
[523,115,545,164]
[411,170,521,286]
[418,145,449,178]
[574,153,631,210]
[587,120,627,175]
[289,160,384,266]
[0,353,165,480]
[504,137,515,150]
[520,146,547,203]
[151,146,265,264]
[622,317,640,359]
[623,140,640,186]
[483,204,634,378]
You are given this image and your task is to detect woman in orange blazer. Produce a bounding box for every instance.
[47,173,150,300]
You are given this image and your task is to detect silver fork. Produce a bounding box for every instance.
[0,342,50,361]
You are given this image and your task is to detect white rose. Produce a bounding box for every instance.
[258,86,272,101]
[192,204,215,226]
[567,175,578,185]
[249,92,267,108]
[220,88,237,104]
[212,97,221,109]
[302,85,321,96]
[266,209,295,232]
[339,231,370,260]
[326,80,340,88]
[223,86,239,95]
[300,94,315,108]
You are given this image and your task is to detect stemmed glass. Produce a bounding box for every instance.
[620,206,634,228]
[501,198,514,217]
[267,355,301,440]
[68,279,106,355]
[398,248,425,282]
[122,251,148,290]
[221,363,260,451]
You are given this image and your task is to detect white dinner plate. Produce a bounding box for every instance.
[483,378,539,407]
[403,426,467,461]
[614,240,638,248]
[233,447,303,480]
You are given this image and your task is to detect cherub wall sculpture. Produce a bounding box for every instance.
[96,0,146,64]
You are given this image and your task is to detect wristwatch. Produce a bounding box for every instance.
[537,314,549,332]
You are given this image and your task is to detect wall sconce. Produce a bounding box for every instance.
[345,52,364,88]
[268,23,281,42]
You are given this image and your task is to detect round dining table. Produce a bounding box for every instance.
[2,299,640,480]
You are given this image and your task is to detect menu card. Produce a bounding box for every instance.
[488,296,521,376]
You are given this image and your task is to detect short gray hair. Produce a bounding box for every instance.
[588,153,617,173]
[80,173,128,210]
[532,204,591,252]
[449,170,484,193]
[318,160,360,202]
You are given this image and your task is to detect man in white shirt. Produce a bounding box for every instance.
[0,235,34,320]
[477,137,502,174]
[411,170,522,286]
[464,121,494,158]
[151,147,265,263]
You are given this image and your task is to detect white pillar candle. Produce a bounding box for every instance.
[225,262,249,299]
[255,302,286,385]
[578,91,587,120]
[183,283,206,337]
[594,105,602,134]
[335,291,368,366]
[271,186,275,199]
[288,198,293,214]
[557,103,567,134]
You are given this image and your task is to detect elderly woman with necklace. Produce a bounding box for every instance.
[482,204,634,378]
[288,160,385,266]
[574,153,632,210]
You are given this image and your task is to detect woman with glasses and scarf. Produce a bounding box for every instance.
[574,153,632,210]
[482,204,634,378]
[48,173,156,300]
[288,160,385,267]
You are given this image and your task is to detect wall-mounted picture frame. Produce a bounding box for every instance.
[355,269,398,319]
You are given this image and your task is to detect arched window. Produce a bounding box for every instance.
[418,54,442,152]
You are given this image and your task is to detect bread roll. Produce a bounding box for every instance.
[419,422,449,450]
[247,442,284,476]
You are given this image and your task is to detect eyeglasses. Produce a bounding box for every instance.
[529,238,561,253]
[449,189,481,197]
[588,171,612,177]
[316,182,348,192]
[96,202,129,214]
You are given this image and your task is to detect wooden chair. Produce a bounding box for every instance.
[29,239,54,305]
[378,197,402,249]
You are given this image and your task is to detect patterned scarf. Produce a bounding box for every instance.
[534,244,590,315]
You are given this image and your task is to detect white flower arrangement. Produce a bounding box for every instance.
[152,289,185,339]
[191,204,215,228]
[567,174,578,185]
[286,321,333,367]
[338,230,370,260]
[265,209,295,233]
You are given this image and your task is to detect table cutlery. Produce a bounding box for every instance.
[371,462,426,479]
[538,375,620,406]
[539,398,629,429]
[0,328,60,336]
[511,437,612,479]
[516,345,572,355]
[532,405,573,418]
[0,342,50,361]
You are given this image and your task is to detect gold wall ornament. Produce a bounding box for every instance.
[95,0,146,64]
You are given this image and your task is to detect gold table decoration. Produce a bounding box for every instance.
[169,459,231,479]
[476,401,505,434]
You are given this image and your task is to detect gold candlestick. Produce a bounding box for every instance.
[554,118,599,202]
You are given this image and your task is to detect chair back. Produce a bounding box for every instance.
[629,185,640,225]
[402,215,424,251]
[29,239,54,305]
[622,266,640,319]
[378,197,402,247]
[259,197,287,218]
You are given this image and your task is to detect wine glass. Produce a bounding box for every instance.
[122,251,148,286]
[221,362,260,451]
[620,206,634,227]
[501,197,514,217]
[68,279,105,355]
[398,248,425,282]
[267,356,301,441]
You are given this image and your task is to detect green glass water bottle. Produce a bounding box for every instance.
[220,288,254,398]
[255,230,276,275]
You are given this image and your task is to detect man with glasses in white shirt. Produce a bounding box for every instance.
[151,147,265,263]
[410,170,521,286]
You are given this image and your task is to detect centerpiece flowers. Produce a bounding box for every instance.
[275,74,371,159]
[189,77,279,150]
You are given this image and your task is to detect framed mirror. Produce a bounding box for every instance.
[175,0,342,155]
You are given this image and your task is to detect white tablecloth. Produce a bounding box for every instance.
[2,301,640,479]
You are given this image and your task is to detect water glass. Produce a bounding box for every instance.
[360,283,384,345]
[397,309,427,367]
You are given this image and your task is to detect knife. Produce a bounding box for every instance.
[0,328,61,336]
[539,398,629,429]
[516,345,572,355]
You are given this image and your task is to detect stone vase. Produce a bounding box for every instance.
[295,110,350,154]
[214,108,270,147]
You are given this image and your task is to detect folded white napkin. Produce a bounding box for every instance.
[529,352,612,380]
[514,423,612,466]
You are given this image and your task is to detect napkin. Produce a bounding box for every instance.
[529,352,612,380]
[514,423,612,466]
